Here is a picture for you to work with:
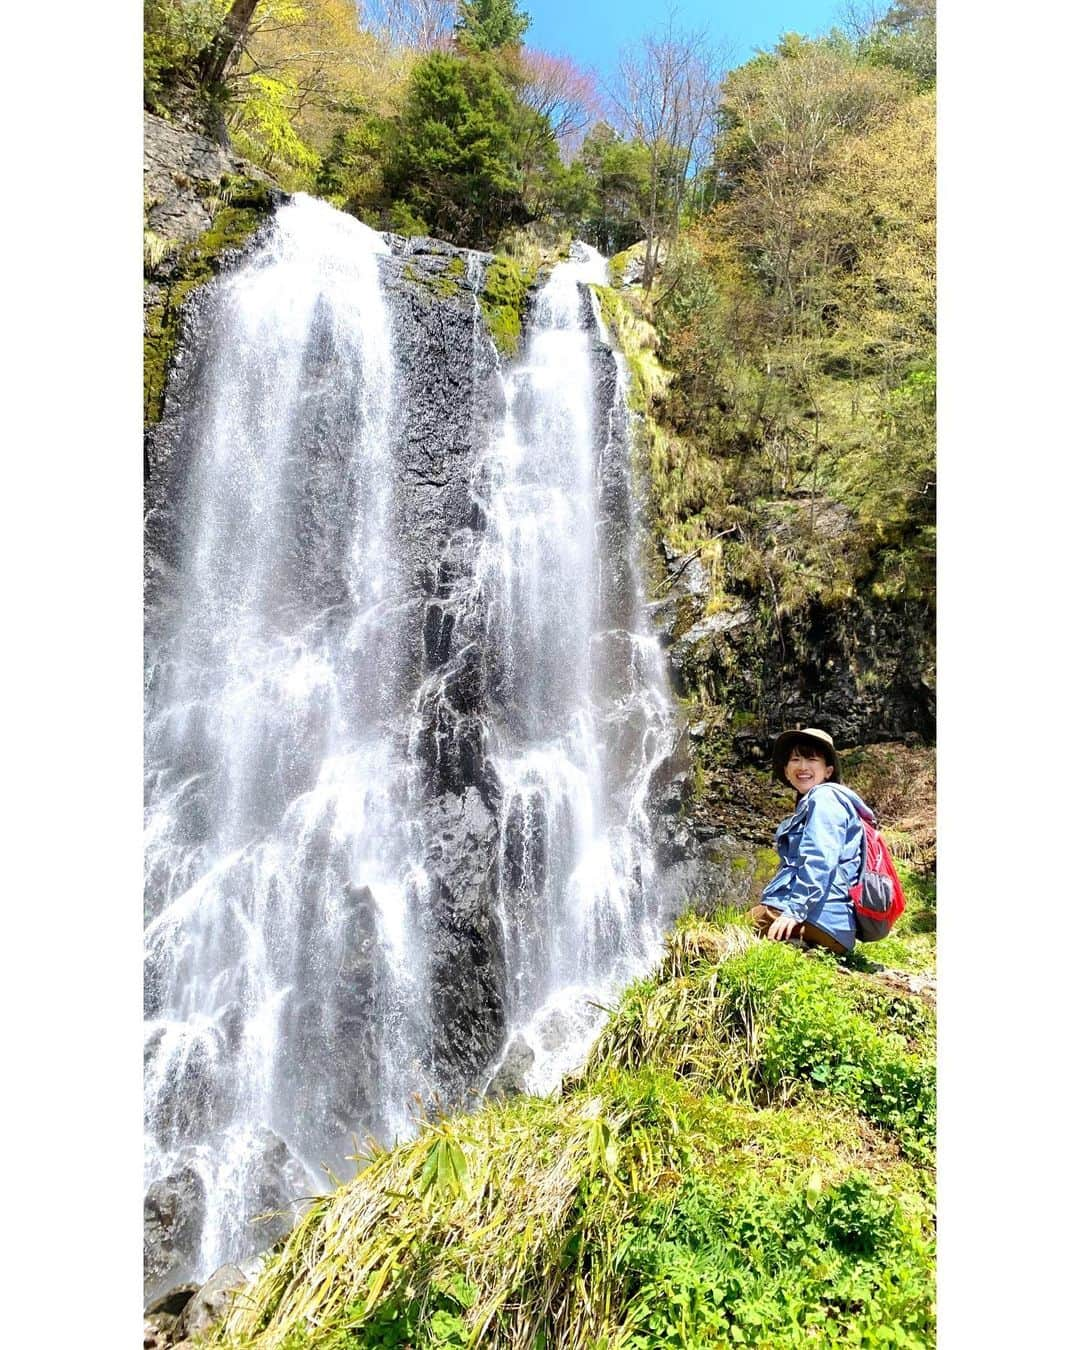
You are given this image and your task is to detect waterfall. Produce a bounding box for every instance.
[475,246,675,1089]
[144,204,675,1294]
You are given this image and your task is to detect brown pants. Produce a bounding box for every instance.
[748,904,847,955]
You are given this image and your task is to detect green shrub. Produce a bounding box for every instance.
[617,1172,934,1348]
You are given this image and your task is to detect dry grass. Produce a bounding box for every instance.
[216,1092,659,1348]
[844,742,936,866]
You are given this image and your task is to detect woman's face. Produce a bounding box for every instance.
[785,746,834,795]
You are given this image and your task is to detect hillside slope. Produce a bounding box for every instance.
[200,907,935,1349]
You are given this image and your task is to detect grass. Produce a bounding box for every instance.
[212,916,935,1349]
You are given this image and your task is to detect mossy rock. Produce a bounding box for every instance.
[403,253,468,303]
[478,254,537,357]
[144,177,276,427]
[608,248,630,287]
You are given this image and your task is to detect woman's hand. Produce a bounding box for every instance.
[766,912,802,942]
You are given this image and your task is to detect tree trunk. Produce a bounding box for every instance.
[643,147,661,292]
[199,0,262,89]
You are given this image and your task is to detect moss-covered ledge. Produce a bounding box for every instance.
[144,175,277,427]
[477,254,538,358]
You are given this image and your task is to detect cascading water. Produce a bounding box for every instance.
[472,246,675,1088]
[144,203,676,1296]
[144,196,433,1287]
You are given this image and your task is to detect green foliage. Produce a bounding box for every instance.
[385,50,548,247]
[847,364,936,598]
[144,0,228,113]
[638,37,935,617]
[233,72,322,182]
[618,1172,933,1348]
[387,200,430,236]
[316,120,392,217]
[860,2,937,89]
[453,0,531,53]
[572,124,653,255]
[589,938,935,1161]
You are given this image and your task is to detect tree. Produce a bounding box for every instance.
[514,48,599,153]
[861,0,936,87]
[385,50,537,244]
[718,36,906,335]
[453,0,529,53]
[610,16,723,290]
[572,123,652,254]
[198,0,263,88]
[361,0,456,50]
[219,0,404,187]
[145,0,229,111]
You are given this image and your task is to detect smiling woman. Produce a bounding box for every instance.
[747,727,877,955]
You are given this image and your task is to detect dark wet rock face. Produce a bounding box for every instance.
[144,1166,206,1301]
[658,541,935,755]
[485,1033,535,1101]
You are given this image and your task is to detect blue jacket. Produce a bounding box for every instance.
[760,783,874,951]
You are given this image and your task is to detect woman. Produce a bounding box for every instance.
[748,727,876,955]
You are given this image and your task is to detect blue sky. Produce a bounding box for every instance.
[523,1,846,80]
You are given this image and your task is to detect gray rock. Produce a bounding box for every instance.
[143,112,272,258]
[485,1034,535,1100]
[143,1312,177,1349]
[145,1285,198,1319]
[537,1007,576,1053]
[144,1165,206,1303]
[246,1131,310,1240]
[176,1263,249,1341]
[613,240,668,287]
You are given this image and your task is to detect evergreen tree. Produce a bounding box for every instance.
[386,50,536,245]
[453,0,530,53]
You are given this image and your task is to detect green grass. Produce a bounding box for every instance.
[846,862,936,975]
[213,917,935,1349]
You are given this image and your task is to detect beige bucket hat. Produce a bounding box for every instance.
[771,727,842,784]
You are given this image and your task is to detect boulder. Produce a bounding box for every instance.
[175,1264,249,1341]
[144,1164,206,1302]
[485,1034,535,1101]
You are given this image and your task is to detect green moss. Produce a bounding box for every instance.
[478,253,536,357]
[754,846,779,884]
[405,253,468,302]
[608,247,631,288]
[669,593,699,642]
[144,178,274,426]
[590,283,665,419]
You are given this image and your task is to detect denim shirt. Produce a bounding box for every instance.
[761,783,874,951]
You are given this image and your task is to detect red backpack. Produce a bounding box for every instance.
[850,819,906,942]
